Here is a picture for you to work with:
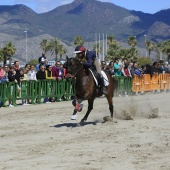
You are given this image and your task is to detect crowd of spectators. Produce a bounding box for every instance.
[0,53,66,107]
[101,58,170,78]
[0,54,170,106]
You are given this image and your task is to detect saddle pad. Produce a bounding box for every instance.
[89,69,109,87]
[101,70,109,86]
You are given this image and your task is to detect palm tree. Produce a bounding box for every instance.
[58,44,67,61]
[1,42,16,65]
[107,35,115,44]
[0,50,4,62]
[127,47,139,61]
[155,42,164,61]
[106,40,120,60]
[162,40,170,62]
[40,39,50,54]
[73,36,84,46]
[145,40,154,58]
[49,38,60,61]
[128,36,137,48]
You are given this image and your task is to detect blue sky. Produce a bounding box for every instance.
[0,0,169,14]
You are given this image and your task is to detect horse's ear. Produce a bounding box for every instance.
[66,55,69,60]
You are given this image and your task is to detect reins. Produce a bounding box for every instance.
[73,62,83,77]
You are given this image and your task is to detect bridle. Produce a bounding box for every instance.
[72,62,83,77]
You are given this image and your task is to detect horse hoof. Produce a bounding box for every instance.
[70,115,77,120]
[102,116,118,123]
[80,119,86,123]
[103,116,113,122]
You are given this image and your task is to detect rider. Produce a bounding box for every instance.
[74,46,107,94]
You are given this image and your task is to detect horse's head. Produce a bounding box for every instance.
[65,56,82,76]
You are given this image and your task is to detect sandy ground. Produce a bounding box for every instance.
[0,92,170,170]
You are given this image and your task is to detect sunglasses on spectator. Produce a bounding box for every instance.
[41,67,45,69]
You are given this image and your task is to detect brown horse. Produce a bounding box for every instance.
[65,56,117,123]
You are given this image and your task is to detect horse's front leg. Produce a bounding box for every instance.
[81,98,95,123]
[70,109,78,120]
[70,98,83,120]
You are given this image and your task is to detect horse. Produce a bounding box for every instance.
[65,56,117,123]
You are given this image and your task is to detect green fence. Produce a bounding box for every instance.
[0,77,132,107]
[0,79,76,107]
[114,76,133,96]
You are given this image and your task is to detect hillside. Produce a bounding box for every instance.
[0,0,169,63]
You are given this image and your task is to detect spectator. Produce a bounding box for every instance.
[101,61,106,70]
[36,65,46,80]
[13,61,21,81]
[130,61,139,78]
[38,52,46,64]
[0,65,6,83]
[28,65,37,81]
[121,58,128,76]
[45,65,54,80]
[3,65,10,82]
[114,57,122,76]
[157,62,164,74]
[22,68,31,105]
[45,65,54,103]
[152,62,158,74]
[8,66,18,107]
[123,63,132,77]
[106,61,114,75]
[52,61,64,81]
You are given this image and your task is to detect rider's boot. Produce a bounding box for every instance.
[99,77,107,94]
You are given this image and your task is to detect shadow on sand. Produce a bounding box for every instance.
[52,121,98,128]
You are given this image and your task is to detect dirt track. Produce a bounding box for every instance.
[0,92,170,170]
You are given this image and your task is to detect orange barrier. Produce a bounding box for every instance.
[132,73,170,92]
[132,75,143,93]
[159,73,169,90]
[142,74,151,91]
[151,74,159,91]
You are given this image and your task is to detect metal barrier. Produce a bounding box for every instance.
[0,74,169,107]
[132,73,170,93]
[115,76,132,95]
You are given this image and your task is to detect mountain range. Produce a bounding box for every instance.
[0,0,170,63]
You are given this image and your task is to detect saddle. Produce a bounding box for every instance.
[88,69,100,86]
[88,68,109,87]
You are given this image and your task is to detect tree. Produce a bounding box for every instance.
[106,40,120,61]
[49,38,60,61]
[0,50,4,62]
[128,36,137,48]
[73,36,84,46]
[28,59,39,66]
[40,39,50,54]
[137,57,153,68]
[162,40,170,62]
[1,42,16,65]
[155,42,164,61]
[145,40,154,58]
[107,35,115,44]
[58,44,67,61]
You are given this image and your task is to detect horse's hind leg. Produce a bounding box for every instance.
[81,98,95,123]
[106,95,114,118]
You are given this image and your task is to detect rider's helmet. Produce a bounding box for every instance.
[74,46,86,54]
